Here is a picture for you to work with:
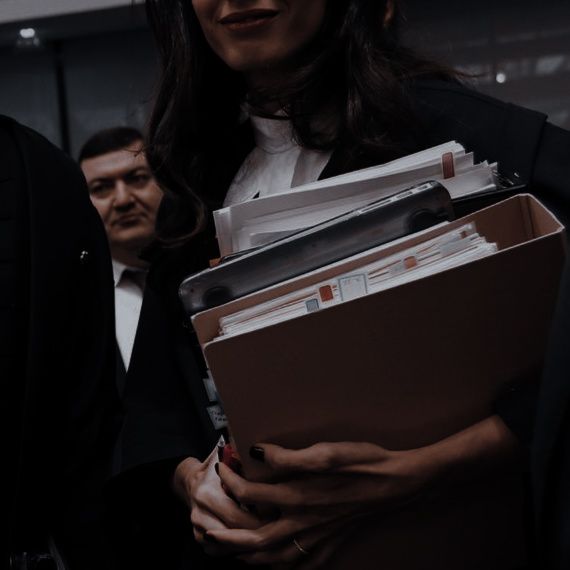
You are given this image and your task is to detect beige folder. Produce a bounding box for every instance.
[192,195,566,570]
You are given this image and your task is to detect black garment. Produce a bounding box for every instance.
[111,257,245,569]
[0,116,121,569]
[116,80,570,567]
[533,260,570,570]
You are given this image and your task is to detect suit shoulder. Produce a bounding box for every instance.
[410,79,511,113]
[408,79,547,131]
[405,80,549,181]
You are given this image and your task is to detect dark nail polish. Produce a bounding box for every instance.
[214,462,220,476]
[249,446,265,462]
[204,533,217,543]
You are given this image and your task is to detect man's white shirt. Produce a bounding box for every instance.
[112,259,146,370]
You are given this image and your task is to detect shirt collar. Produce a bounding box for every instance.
[111,259,147,288]
[248,110,296,154]
[111,259,128,288]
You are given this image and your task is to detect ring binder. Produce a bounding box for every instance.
[180,181,454,313]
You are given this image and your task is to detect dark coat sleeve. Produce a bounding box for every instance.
[493,122,570,446]
[0,115,121,567]
[532,260,570,569]
[411,81,570,446]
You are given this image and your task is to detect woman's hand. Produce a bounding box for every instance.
[206,416,521,566]
[172,448,264,556]
[207,441,436,566]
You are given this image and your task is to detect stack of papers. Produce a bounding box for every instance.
[214,141,497,256]
[217,223,497,337]
[191,194,566,570]
[179,180,455,314]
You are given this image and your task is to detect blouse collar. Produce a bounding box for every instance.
[249,110,296,154]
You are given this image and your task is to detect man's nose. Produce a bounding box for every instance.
[113,181,135,208]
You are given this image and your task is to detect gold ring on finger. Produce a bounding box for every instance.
[293,537,310,556]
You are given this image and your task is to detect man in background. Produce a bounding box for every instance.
[79,129,195,569]
[79,127,162,379]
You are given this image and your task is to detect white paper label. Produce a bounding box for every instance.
[203,370,220,403]
[207,405,228,430]
[338,274,368,302]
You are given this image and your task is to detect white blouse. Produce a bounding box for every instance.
[224,113,332,207]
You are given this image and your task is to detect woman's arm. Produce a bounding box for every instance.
[206,415,521,565]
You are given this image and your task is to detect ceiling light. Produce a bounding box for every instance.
[19,28,36,39]
[495,72,507,84]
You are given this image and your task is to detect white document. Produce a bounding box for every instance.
[232,164,495,250]
[214,141,497,256]
[217,223,497,338]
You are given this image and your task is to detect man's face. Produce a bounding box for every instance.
[81,142,162,264]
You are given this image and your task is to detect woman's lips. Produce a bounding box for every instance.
[218,9,279,32]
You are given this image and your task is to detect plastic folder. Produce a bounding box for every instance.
[179,181,453,313]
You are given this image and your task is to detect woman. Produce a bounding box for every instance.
[124,0,570,567]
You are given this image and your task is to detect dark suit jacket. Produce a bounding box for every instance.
[115,80,570,568]
[0,116,121,569]
[532,260,570,569]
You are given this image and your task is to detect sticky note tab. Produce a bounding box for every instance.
[338,274,368,302]
[305,298,320,313]
[390,256,418,276]
[319,285,334,302]
[441,152,455,179]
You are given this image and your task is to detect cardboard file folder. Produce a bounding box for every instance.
[192,195,566,570]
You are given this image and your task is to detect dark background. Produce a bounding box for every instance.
[0,0,568,157]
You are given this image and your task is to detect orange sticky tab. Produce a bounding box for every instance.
[441,152,455,179]
[209,258,221,268]
[404,256,418,269]
[319,285,334,302]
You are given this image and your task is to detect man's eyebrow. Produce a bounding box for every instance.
[88,176,114,185]
[88,166,151,186]
[125,167,151,175]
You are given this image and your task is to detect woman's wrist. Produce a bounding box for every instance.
[359,416,522,513]
[411,415,522,489]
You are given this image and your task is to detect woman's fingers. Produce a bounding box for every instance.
[191,503,230,534]
[177,448,263,539]
[233,517,357,566]
[219,462,375,512]
[293,527,357,570]
[218,462,307,508]
[207,513,323,551]
[191,511,232,556]
[236,541,304,566]
[192,467,262,529]
[255,442,390,475]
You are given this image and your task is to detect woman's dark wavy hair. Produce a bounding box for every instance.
[145,0,457,244]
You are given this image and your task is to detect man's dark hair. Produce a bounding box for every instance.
[79,127,144,163]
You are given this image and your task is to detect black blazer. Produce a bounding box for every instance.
[532,260,570,570]
[116,80,570,567]
[0,116,121,569]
